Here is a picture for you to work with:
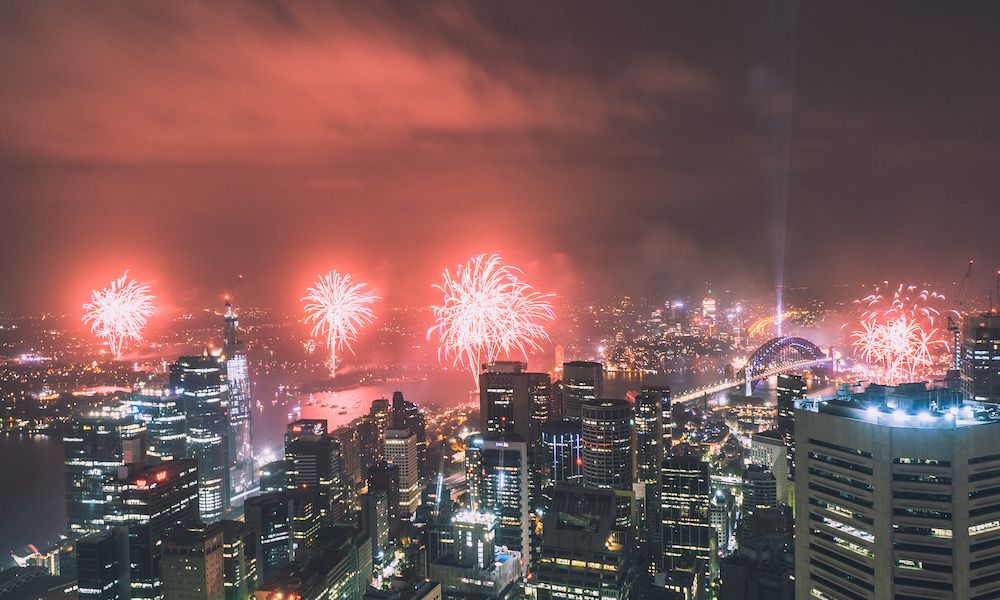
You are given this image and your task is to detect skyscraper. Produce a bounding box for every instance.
[76,529,129,600]
[244,493,294,583]
[539,419,583,491]
[223,300,254,499]
[776,373,805,479]
[465,433,531,563]
[750,429,789,505]
[384,428,420,516]
[562,361,604,421]
[129,381,186,464]
[534,486,634,600]
[160,526,226,600]
[65,404,147,537]
[369,398,392,463]
[172,353,230,522]
[794,397,1000,600]
[367,463,402,543]
[582,399,633,491]
[479,361,552,466]
[634,388,668,484]
[961,312,1000,403]
[284,419,344,520]
[391,391,429,478]
[105,459,199,600]
[661,444,712,585]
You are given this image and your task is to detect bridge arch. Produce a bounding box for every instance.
[745,336,826,378]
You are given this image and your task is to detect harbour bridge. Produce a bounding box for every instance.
[673,335,831,405]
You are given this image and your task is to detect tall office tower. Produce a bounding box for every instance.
[776,373,805,479]
[223,301,254,499]
[465,433,531,563]
[360,491,391,562]
[258,460,288,493]
[76,529,129,600]
[661,444,712,586]
[129,382,186,464]
[427,511,522,600]
[562,361,604,421]
[354,417,377,479]
[367,463,403,543]
[582,399,632,490]
[634,389,665,484]
[331,426,361,490]
[105,459,199,600]
[284,419,343,519]
[479,362,552,465]
[65,404,147,537]
[534,486,634,600]
[710,490,733,555]
[391,392,429,478]
[160,526,225,600]
[172,353,231,522]
[370,398,392,462]
[289,490,324,555]
[961,312,1000,403]
[750,430,789,505]
[739,465,777,544]
[244,493,294,583]
[217,521,256,600]
[384,428,421,516]
[539,420,583,491]
[794,398,1000,600]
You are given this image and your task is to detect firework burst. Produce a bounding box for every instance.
[851,283,954,385]
[303,271,379,377]
[82,271,155,358]
[429,253,554,383]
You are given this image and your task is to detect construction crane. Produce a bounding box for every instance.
[948,260,974,371]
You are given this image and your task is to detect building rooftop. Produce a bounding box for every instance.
[807,398,1000,429]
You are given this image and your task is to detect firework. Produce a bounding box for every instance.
[82,271,155,358]
[429,253,554,383]
[302,271,379,377]
[851,283,954,385]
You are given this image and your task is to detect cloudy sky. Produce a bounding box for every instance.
[1,2,998,311]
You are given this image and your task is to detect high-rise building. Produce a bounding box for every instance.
[284,419,345,520]
[258,460,288,494]
[223,301,254,499]
[661,444,712,584]
[465,434,531,563]
[331,426,361,490]
[539,420,583,491]
[367,463,402,543]
[65,404,147,537]
[961,312,1000,403]
[105,459,199,600]
[160,526,226,600]
[427,511,522,600]
[479,362,551,465]
[582,399,632,490]
[360,491,391,562]
[750,429,789,505]
[739,465,777,544]
[370,398,392,463]
[392,392,429,478]
[172,353,231,522]
[253,527,369,600]
[776,373,805,479]
[634,388,668,484]
[129,382,186,464]
[794,397,1000,600]
[244,493,294,583]
[76,529,129,600]
[561,361,603,421]
[534,486,634,600]
[217,521,257,600]
[384,428,420,516]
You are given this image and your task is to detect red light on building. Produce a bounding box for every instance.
[156,471,168,482]
[135,479,147,488]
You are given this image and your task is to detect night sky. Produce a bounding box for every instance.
[1,2,999,312]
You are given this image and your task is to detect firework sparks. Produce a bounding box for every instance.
[303,271,379,377]
[82,271,155,358]
[851,283,954,385]
[429,253,554,383]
